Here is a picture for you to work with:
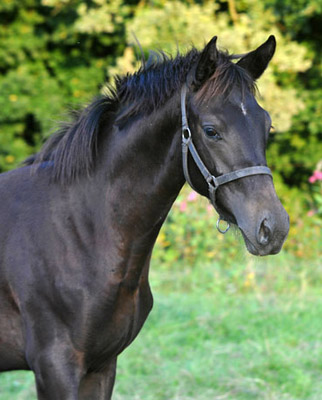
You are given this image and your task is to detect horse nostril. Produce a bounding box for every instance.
[257,218,271,246]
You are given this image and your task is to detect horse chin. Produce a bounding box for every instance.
[215,214,270,256]
[217,210,262,255]
[239,229,261,256]
[217,217,263,256]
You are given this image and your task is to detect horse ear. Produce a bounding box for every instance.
[193,36,218,88]
[237,35,276,80]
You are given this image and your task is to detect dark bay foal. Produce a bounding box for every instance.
[0,35,289,399]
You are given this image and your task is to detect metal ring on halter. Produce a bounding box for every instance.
[182,127,191,142]
[216,216,230,234]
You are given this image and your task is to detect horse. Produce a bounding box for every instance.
[0,35,289,399]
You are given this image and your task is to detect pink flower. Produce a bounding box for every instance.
[187,191,198,202]
[314,171,322,181]
[309,170,322,183]
[180,201,187,212]
[307,210,315,217]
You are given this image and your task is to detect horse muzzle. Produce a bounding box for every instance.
[239,212,289,256]
[238,206,289,256]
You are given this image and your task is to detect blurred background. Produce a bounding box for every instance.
[0,0,321,399]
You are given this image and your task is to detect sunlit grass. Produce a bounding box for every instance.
[0,371,36,400]
[113,291,322,400]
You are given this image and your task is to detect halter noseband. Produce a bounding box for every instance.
[180,84,272,233]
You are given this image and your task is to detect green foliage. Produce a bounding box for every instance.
[0,0,129,170]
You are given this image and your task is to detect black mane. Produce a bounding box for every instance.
[114,49,199,123]
[26,47,255,183]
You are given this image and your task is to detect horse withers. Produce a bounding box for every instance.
[0,35,289,399]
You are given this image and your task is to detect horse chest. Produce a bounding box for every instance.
[84,281,153,371]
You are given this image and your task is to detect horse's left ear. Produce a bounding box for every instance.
[193,36,219,88]
[237,35,276,80]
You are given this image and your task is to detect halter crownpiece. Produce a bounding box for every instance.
[180,84,273,233]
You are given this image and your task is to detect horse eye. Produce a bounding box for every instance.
[203,126,222,141]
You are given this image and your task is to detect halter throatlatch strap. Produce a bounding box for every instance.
[180,84,273,231]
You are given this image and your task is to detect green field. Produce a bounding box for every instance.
[0,250,321,400]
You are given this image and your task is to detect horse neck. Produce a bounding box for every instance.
[96,94,185,246]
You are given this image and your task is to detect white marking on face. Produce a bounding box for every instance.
[241,102,247,116]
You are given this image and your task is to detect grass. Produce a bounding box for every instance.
[114,292,322,400]
[0,252,321,399]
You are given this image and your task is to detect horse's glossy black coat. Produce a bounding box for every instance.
[0,36,289,399]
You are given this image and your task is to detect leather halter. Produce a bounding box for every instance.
[181,84,272,232]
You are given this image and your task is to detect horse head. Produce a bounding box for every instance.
[183,36,289,256]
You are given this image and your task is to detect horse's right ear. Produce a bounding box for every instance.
[193,36,218,89]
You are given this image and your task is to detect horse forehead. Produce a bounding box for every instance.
[228,94,261,120]
[207,90,256,112]
[217,98,255,118]
[197,91,261,123]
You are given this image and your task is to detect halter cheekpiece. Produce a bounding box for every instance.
[180,84,272,234]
